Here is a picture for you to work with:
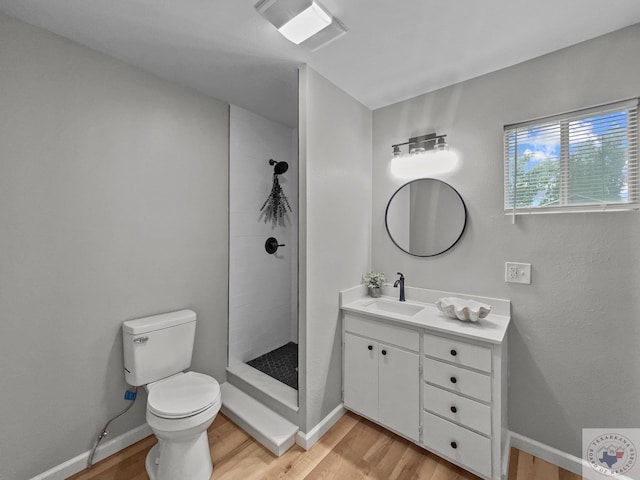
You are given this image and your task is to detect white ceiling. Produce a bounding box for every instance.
[2,0,640,128]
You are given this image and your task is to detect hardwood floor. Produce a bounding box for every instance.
[68,412,583,480]
[508,448,582,480]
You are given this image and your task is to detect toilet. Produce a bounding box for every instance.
[123,309,221,480]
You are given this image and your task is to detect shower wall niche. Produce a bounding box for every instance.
[228,105,298,387]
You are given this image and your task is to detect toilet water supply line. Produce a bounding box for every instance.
[87,387,138,468]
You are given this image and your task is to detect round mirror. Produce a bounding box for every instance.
[385,178,467,257]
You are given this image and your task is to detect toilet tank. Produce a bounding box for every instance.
[122,309,197,386]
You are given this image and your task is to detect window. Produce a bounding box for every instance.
[504,99,639,214]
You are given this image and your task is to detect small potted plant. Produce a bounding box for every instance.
[363,272,385,298]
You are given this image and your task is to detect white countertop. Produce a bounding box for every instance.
[340,286,510,344]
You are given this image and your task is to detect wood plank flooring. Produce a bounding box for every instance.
[508,448,582,480]
[68,412,583,480]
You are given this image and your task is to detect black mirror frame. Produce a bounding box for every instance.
[384,178,468,257]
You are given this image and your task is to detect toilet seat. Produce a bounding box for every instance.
[147,372,220,419]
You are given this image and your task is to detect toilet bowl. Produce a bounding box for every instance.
[122,310,222,480]
[144,372,221,480]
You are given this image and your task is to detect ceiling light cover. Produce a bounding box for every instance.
[278,2,332,44]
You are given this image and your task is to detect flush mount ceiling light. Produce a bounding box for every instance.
[255,0,347,51]
[278,2,331,44]
[391,133,460,179]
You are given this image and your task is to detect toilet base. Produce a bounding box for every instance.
[145,444,160,480]
[145,433,213,480]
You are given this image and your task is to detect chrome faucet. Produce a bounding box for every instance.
[393,272,405,302]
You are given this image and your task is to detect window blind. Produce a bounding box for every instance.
[504,99,639,215]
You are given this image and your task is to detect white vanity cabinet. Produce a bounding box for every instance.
[341,289,510,480]
[343,312,420,442]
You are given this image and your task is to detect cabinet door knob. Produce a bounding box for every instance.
[381,349,387,356]
[450,376,457,384]
[450,349,457,356]
[450,441,458,449]
[450,405,457,413]
[367,345,373,351]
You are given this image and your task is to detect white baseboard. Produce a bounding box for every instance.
[296,404,345,450]
[510,430,638,480]
[29,423,152,480]
[509,430,586,476]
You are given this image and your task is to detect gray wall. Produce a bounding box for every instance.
[299,66,372,431]
[0,12,229,480]
[372,24,640,457]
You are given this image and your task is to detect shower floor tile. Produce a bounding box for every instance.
[247,342,298,390]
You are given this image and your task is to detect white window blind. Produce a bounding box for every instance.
[504,99,639,215]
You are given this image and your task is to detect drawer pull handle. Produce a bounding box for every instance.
[450,406,457,413]
[450,441,458,449]
[450,349,457,356]
[381,349,387,356]
[367,345,373,351]
[450,376,457,384]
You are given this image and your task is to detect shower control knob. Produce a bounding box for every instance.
[265,237,285,254]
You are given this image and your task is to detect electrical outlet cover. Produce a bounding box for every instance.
[505,262,531,284]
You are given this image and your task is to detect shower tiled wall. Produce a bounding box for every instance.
[229,105,298,366]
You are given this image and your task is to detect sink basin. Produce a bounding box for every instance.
[363,299,424,317]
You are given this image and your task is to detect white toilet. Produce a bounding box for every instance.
[123,309,221,480]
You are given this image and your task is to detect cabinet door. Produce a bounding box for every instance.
[378,344,419,441]
[344,333,378,420]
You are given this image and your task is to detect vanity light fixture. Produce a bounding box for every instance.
[392,133,448,157]
[255,0,347,51]
[390,132,458,179]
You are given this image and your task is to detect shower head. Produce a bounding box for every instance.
[269,159,289,175]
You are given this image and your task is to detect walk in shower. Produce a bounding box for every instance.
[228,104,299,400]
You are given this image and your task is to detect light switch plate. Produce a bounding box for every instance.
[505,262,531,284]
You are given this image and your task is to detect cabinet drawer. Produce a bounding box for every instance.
[422,411,492,479]
[423,383,491,436]
[344,313,419,351]
[424,333,492,373]
[423,357,491,403]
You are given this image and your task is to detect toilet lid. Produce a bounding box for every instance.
[147,372,220,419]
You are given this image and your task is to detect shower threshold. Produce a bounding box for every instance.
[247,342,298,390]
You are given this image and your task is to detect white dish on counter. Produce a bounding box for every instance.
[435,297,491,322]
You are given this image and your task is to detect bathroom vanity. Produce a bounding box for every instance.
[340,286,510,480]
